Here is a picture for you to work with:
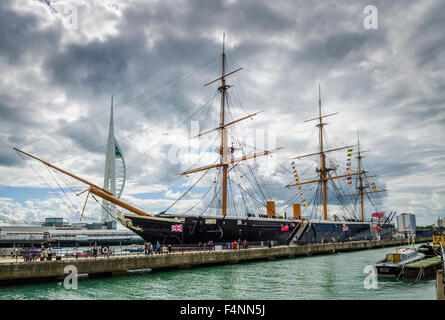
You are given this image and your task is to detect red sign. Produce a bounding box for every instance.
[372,212,385,218]
[281,226,289,231]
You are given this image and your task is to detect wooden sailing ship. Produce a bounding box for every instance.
[285,85,394,242]
[14,36,394,245]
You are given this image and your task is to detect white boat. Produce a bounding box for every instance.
[375,247,425,276]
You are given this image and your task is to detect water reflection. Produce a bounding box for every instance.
[0,245,436,300]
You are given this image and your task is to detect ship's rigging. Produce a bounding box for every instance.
[286,85,387,222]
[12,35,387,225]
[12,35,284,223]
[177,33,282,217]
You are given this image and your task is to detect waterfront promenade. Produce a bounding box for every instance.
[0,237,429,285]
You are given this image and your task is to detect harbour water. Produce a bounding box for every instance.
[0,245,435,300]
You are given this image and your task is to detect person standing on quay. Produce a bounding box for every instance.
[156,241,161,254]
[75,243,79,260]
[12,246,18,262]
[42,248,48,261]
[47,246,53,261]
[30,246,35,261]
[93,243,98,258]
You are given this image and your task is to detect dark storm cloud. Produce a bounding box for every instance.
[297,31,369,64]
[0,91,46,131]
[0,141,21,167]
[0,90,53,160]
[41,1,223,102]
[409,0,445,68]
[45,37,134,96]
[0,0,444,224]
[55,116,106,155]
[0,0,61,64]
[135,144,182,185]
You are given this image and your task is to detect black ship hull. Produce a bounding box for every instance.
[121,213,393,245]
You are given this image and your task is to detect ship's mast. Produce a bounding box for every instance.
[220,34,229,216]
[318,85,329,220]
[338,132,387,221]
[179,34,282,216]
[287,85,363,221]
[357,132,365,221]
[14,35,281,220]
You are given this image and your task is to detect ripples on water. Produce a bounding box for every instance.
[0,246,435,300]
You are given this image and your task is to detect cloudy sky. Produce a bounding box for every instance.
[0,0,444,226]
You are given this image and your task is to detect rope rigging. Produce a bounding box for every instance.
[20,52,221,169]
[163,157,218,213]
[13,38,391,225]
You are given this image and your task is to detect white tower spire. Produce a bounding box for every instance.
[101,96,126,226]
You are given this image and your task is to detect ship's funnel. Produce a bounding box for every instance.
[293,203,301,219]
[266,201,276,217]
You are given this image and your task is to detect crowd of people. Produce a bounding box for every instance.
[15,244,55,262]
[8,243,106,262]
[4,238,258,263]
[225,239,249,250]
[142,239,251,254]
[144,241,172,255]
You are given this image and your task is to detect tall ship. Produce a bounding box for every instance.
[284,85,394,243]
[14,35,394,246]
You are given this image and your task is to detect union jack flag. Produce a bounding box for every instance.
[171,224,183,232]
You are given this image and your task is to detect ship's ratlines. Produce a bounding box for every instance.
[13,34,395,246]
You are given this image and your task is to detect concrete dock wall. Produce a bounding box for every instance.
[0,238,428,284]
